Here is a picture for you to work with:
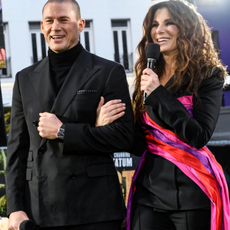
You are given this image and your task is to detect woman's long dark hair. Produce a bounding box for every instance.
[132,0,227,122]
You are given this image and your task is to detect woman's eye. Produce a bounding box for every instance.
[152,24,158,28]
[166,21,175,26]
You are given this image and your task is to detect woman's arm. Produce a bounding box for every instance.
[96,98,147,156]
[95,96,126,127]
[145,70,224,149]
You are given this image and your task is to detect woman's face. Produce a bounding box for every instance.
[150,7,179,57]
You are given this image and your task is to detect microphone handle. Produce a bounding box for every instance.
[143,92,147,105]
[143,58,156,104]
[19,220,37,230]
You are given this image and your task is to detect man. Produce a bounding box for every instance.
[6,0,134,229]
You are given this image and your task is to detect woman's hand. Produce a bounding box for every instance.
[95,96,126,127]
[141,68,160,95]
[121,218,126,229]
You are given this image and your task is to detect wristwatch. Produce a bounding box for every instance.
[57,124,65,140]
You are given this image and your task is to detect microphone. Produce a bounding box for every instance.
[143,43,160,104]
[19,220,37,230]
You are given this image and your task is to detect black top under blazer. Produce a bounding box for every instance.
[6,49,134,227]
[132,68,224,210]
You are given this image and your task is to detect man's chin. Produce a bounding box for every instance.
[49,43,67,53]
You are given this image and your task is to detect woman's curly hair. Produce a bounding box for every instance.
[132,0,227,122]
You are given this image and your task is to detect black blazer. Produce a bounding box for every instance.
[132,69,224,210]
[6,49,134,227]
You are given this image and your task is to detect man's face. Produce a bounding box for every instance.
[41,2,85,53]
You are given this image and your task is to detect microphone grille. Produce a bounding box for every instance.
[146,43,160,60]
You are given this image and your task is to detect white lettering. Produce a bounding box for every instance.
[114,152,131,158]
[113,158,133,167]
[127,158,132,167]
[114,158,118,167]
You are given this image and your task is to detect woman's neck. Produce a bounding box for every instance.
[160,54,177,86]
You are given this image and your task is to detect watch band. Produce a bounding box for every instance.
[57,124,65,140]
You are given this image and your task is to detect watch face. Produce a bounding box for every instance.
[58,127,65,139]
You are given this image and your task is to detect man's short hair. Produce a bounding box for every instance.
[42,0,81,20]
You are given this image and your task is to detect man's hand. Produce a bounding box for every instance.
[8,211,29,230]
[95,96,126,127]
[37,112,63,139]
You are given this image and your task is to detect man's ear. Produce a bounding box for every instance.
[41,21,44,34]
[77,19,85,33]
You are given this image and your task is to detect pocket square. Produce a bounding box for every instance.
[77,90,97,94]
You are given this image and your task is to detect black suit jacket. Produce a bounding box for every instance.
[132,69,223,210]
[6,49,134,227]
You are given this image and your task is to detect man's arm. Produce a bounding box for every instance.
[38,97,126,138]
[38,64,134,153]
[6,74,30,229]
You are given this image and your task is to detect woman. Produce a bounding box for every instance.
[97,0,230,229]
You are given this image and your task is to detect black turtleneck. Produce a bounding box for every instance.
[48,42,83,95]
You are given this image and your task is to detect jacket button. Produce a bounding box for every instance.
[33,120,39,127]
[70,173,76,179]
[38,147,44,154]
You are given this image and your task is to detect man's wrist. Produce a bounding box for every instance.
[57,124,65,140]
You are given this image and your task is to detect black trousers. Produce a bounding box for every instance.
[131,203,210,230]
[39,220,122,230]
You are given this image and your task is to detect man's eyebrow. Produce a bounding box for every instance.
[44,16,53,20]
[59,16,70,20]
[44,16,70,20]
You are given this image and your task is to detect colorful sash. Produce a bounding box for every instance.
[126,95,230,230]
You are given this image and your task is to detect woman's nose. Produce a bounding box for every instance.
[156,24,165,34]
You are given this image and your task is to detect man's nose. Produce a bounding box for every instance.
[52,20,61,30]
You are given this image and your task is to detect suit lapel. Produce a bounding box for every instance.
[35,50,100,148]
[50,49,100,116]
[28,57,56,112]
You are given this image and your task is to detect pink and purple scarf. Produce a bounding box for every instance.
[126,95,230,230]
